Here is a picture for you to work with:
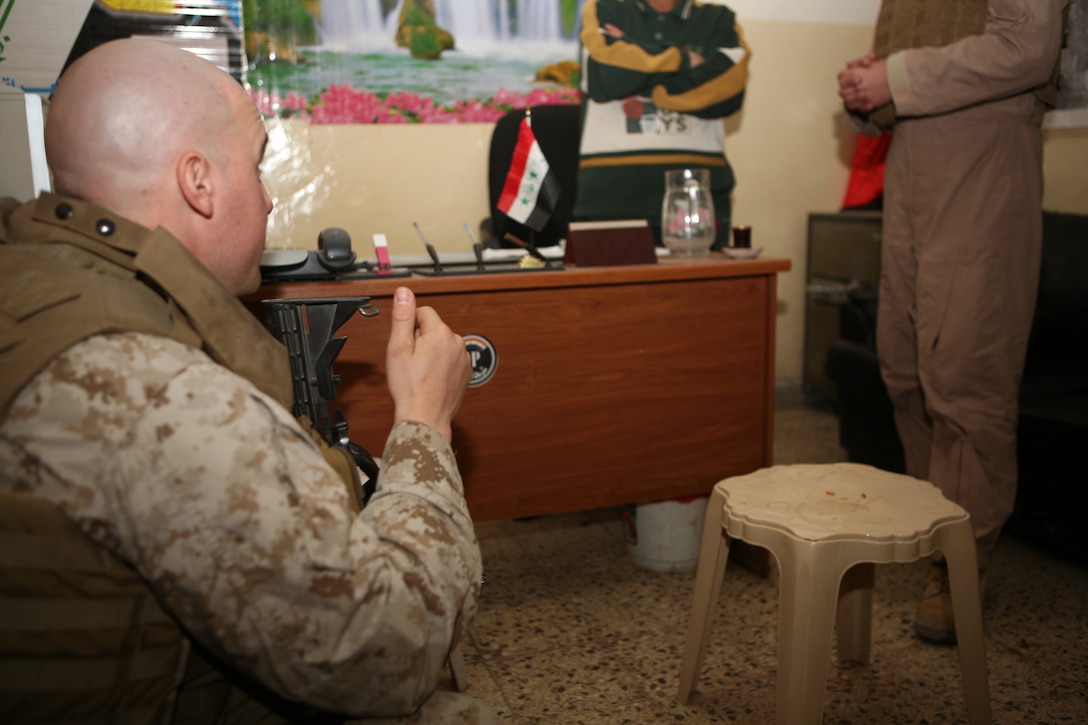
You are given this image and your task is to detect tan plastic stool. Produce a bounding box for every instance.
[677,463,991,724]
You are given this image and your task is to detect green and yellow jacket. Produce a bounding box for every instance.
[574,0,751,247]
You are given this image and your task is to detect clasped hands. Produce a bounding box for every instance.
[838,52,891,113]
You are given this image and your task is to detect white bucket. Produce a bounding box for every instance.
[623,495,709,572]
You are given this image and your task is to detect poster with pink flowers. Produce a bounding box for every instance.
[245,0,584,124]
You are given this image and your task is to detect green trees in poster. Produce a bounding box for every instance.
[243,0,584,123]
[396,1,454,60]
[243,0,316,64]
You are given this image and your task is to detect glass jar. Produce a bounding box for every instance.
[661,168,715,258]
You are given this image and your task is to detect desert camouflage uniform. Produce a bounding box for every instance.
[0,195,496,723]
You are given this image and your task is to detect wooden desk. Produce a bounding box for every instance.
[251,254,791,522]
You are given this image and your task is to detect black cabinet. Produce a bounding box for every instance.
[803,211,883,408]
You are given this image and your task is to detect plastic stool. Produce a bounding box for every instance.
[677,463,991,724]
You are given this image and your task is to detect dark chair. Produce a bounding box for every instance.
[486,104,582,249]
[824,286,906,475]
[824,211,1088,562]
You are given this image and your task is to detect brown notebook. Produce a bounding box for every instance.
[564,219,658,267]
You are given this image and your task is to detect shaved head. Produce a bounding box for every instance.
[48,39,239,216]
[45,38,273,295]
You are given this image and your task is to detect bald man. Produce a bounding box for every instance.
[0,39,498,723]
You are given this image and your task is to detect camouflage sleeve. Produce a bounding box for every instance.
[0,332,483,718]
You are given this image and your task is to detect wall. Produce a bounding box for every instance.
[0,94,46,200]
[261,8,1088,383]
[1042,128,1088,211]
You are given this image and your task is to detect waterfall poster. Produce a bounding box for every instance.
[245,0,584,124]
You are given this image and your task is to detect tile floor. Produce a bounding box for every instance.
[449,405,1088,724]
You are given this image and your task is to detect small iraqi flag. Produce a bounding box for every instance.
[496,111,560,232]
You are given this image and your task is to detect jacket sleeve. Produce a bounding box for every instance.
[579,0,750,118]
[887,0,1066,117]
[5,333,482,718]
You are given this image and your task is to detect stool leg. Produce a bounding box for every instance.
[775,543,848,725]
[938,520,992,725]
[835,563,874,664]
[678,487,729,704]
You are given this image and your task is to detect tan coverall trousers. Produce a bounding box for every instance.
[877,100,1045,570]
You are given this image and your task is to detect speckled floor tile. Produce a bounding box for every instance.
[453,405,1088,724]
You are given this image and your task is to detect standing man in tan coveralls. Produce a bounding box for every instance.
[837,0,1068,643]
[0,39,500,723]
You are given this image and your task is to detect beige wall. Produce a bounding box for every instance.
[261,18,1088,383]
[1042,127,1088,213]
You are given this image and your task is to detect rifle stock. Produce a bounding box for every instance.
[262,297,381,501]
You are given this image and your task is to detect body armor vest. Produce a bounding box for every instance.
[0,194,293,417]
[0,492,189,724]
[0,195,335,723]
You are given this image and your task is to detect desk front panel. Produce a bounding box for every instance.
[253,259,783,521]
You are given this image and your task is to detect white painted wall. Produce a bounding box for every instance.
[0,94,49,200]
[716,0,879,25]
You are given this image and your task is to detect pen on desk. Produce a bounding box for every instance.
[463,222,486,271]
[413,221,443,274]
[503,232,549,263]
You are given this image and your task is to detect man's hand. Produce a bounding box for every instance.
[385,287,471,441]
[838,54,891,113]
[844,52,877,71]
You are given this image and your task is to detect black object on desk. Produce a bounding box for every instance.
[260,227,411,283]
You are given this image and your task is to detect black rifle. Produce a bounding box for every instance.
[262,297,381,504]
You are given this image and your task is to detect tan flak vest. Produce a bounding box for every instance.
[868,0,1064,129]
[0,194,294,417]
[0,492,189,724]
[0,195,336,723]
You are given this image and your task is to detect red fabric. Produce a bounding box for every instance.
[842,131,892,208]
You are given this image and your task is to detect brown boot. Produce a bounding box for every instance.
[913,561,987,645]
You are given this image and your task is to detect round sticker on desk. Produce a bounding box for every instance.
[464,334,498,388]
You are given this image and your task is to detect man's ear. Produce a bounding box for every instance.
[177,150,214,219]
